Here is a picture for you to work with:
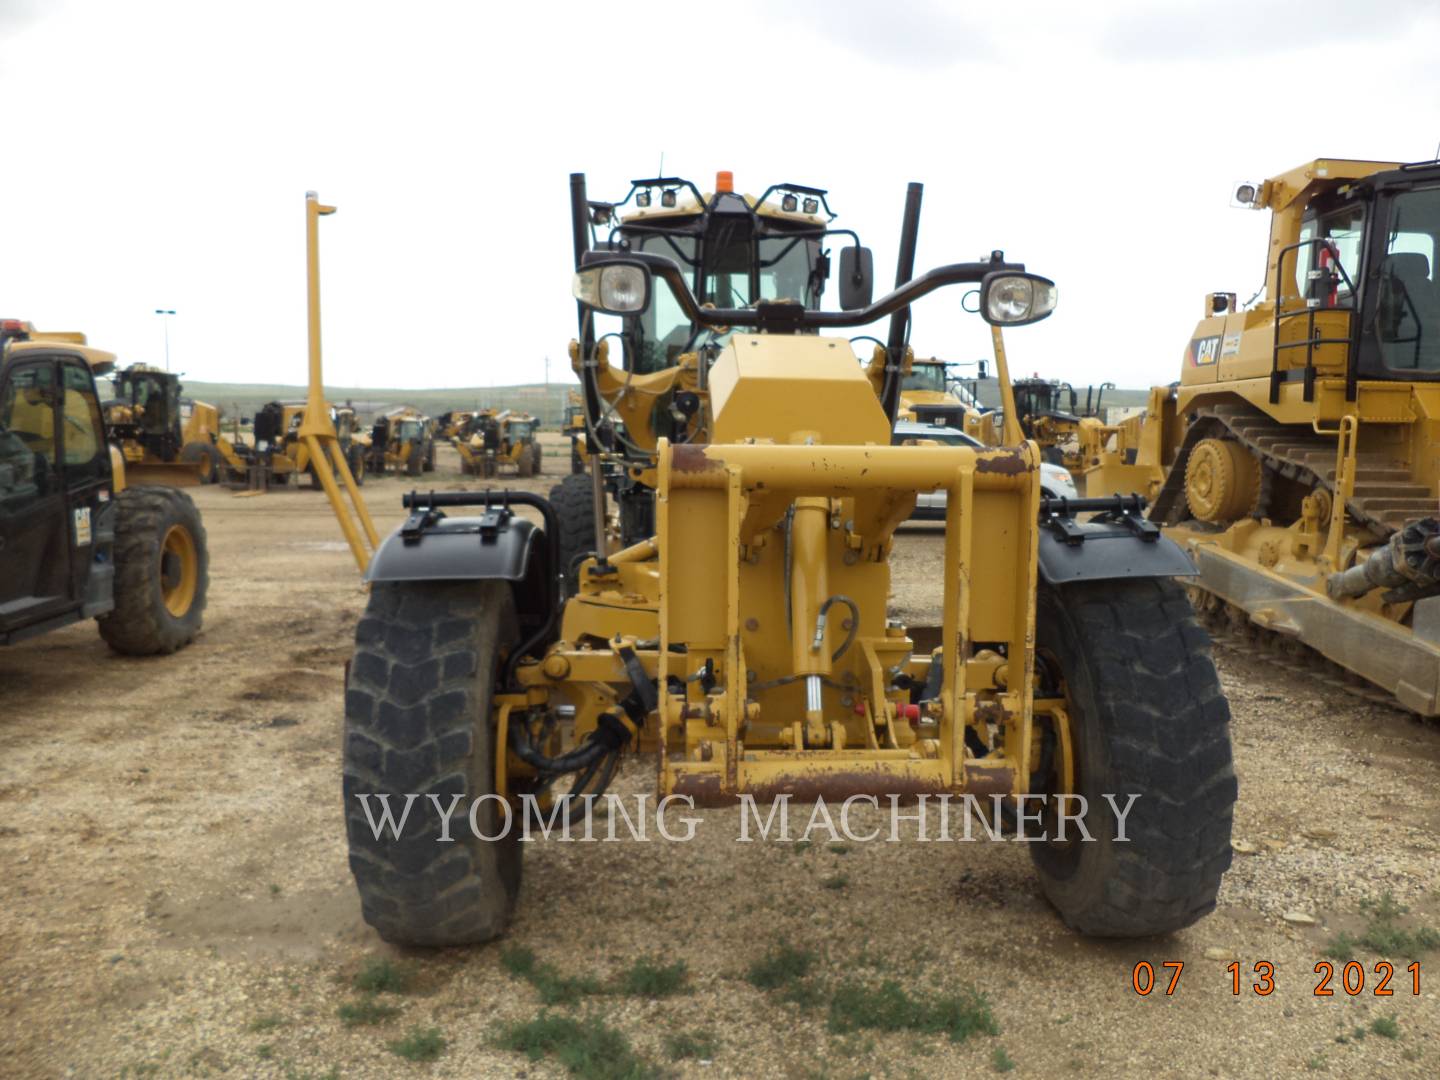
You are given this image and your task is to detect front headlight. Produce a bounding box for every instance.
[980,272,1058,326]
[572,263,652,315]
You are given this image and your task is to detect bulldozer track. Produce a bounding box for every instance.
[1151,402,1433,539]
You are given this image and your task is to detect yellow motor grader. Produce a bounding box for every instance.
[366,408,435,477]
[1,320,208,653]
[101,363,239,484]
[897,357,989,434]
[341,173,1235,947]
[455,409,543,478]
[1087,157,1440,715]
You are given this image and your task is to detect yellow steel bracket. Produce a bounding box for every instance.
[990,327,1025,447]
[1318,413,1358,568]
[296,191,380,574]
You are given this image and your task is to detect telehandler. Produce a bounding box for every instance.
[1087,157,1440,716]
[342,173,1235,947]
[1,320,208,653]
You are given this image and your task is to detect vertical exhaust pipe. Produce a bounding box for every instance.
[570,172,610,570]
[881,182,923,424]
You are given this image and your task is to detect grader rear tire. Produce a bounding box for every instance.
[405,449,422,478]
[1030,577,1236,937]
[343,581,522,946]
[180,441,221,484]
[98,487,209,655]
[1185,438,1260,524]
[549,472,596,595]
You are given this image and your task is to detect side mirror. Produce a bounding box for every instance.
[979,272,1057,327]
[572,261,652,316]
[838,245,873,311]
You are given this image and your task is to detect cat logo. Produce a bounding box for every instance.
[1191,335,1222,366]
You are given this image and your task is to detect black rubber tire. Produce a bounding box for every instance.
[423,442,436,473]
[405,448,422,477]
[98,487,209,655]
[570,440,584,475]
[530,442,543,476]
[549,472,596,596]
[180,441,221,484]
[343,581,522,946]
[1030,577,1236,937]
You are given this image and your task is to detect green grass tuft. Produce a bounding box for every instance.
[1325,891,1440,958]
[500,946,604,1006]
[822,873,850,891]
[1370,1015,1401,1039]
[499,1013,656,1079]
[992,1046,1016,1073]
[388,1026,446,1062]
[246,1014,286,1033]
[747,944,817,991]
[353,957,410,995]
[337,997,401,1027]
[828,980,999,1043]
[617,957,688,998]
[663,1029,718,1061]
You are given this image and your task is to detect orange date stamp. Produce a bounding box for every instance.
[1129,960,1422,996]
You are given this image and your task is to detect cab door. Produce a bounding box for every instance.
[0,358,71,631]
[56,358,113,615]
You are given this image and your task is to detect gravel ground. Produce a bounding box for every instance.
[2,440,1438,1078]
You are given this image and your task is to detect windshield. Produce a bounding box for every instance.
[395,420,422,439]
[903,363,949,394]
[632,233,698,374]
[1295,206,1365,306]
[509,421,533,438]
[1373,186,1440,372]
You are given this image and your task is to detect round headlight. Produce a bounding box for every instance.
[982,273,1057,326]
[600,266,646,312]
[986,276,1034,323]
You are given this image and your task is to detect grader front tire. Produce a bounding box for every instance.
[1185,437,1260,524]
[343,581,522,947]
[98,487,209,655]
[549,472,596,595]
[1031,577,1236,937]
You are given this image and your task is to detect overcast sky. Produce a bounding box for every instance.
[2,0,1437,391]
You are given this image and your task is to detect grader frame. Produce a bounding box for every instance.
[343,173,1235,949]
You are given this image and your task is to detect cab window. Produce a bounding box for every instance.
[0,362,57,472]
[60,363,104,465]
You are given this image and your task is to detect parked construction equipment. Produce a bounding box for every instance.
[1087,158,1440,715]
[1,320,208,653]
[454,409,542,477]
[367,407,434,477]
[342,171,1235,948]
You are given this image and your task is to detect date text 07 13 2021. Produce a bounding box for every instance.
[1129,960,1422,997]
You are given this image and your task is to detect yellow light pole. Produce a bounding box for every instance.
[297,190,380,573]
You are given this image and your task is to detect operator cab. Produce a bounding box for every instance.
[592,173,869,375]
[1280,160,1440,382]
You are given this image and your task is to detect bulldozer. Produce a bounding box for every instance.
[1,320,208,654]
[1086,157,1440,715]
[341,172,1236,947]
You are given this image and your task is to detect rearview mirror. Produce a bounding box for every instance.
[979,272,1057,327]
[572,261,652,316]
[838,245,873,311]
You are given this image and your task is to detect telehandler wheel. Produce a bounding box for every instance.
[98,487,209,655]
[180,441,221,484]
[549,472,596,595]
[1030,577,1236,937]
[343,581,522,946]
